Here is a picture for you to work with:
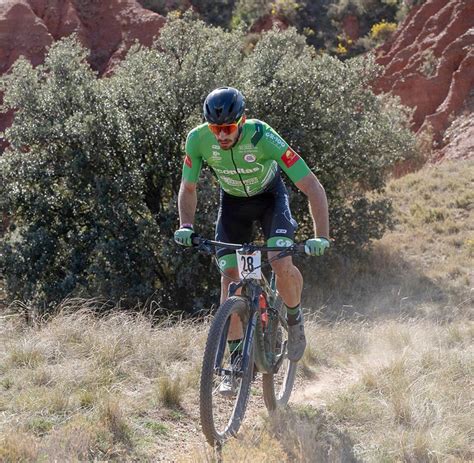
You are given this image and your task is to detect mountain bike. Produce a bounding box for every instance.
[192,237,306,447]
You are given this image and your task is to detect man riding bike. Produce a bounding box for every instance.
[174,87,330,377]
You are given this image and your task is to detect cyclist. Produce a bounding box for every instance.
[174,87,330,369]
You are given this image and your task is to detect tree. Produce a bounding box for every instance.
[0,16,416,312]
[237,28,415,249]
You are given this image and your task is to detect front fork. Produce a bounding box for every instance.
[216,277,280,377]
[234,278,278,375]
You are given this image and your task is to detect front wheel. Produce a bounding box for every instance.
[199,296,254,446]
[262,296,297,411]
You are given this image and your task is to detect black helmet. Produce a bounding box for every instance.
[203,87,245,124]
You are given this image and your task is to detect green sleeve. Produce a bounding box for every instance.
[261,124,311,184]
[182,129,203,183]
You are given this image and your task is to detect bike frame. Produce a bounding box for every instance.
[193,238,303,376]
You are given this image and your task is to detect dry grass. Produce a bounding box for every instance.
[384,160,473,298]
[0,311,472,462]
[155,375,184,408]
[322,320,474,462]
[302,160,473,320]
[211,319,473,462]
[0,307,208,461]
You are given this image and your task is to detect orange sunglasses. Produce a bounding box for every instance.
[208,116,244,136]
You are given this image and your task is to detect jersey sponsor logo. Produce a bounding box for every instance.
[281,148,300,168]
[221,176,259,186]
[221,176,242,186]
[184,154,192,168]
[275,238,292,247]
[243,177,259,185]
[276,228,287,234]
[244,154,256,163]
[212,145,220,150]
[265,131,286,148]
[214,167,260,175]
[212,151,222,159]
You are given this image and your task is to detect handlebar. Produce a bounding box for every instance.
[191,235,306,255]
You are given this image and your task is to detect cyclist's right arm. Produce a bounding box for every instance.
[178,179,197,227]
[177,129,203,229]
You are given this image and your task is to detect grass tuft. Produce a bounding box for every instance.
[144,420,169,435]
[0,430,38,462]
[98,397,131,445]
[155,375,184,408]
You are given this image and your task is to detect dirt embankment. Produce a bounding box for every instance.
[0,0,165,148]
[373,0,474,153]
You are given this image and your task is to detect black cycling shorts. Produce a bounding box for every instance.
[215,171,298,261]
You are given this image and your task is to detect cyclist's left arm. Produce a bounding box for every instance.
[261,123,329,242]
[295,172,329,241]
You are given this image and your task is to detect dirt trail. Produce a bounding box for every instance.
[291,367,360,408]
[164,366,361,462]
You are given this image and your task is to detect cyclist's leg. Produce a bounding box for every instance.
[262,175,306,361]
[267,253,303,307]
[215,191,253,341]
[260,173,302,307]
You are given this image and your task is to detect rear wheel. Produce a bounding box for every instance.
[262,296,297,411]
[200,296,254,446]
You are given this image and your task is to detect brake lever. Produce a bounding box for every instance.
[190,235,213,254]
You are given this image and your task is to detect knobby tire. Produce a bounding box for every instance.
[199,296,254,446]
[262,295,297,411]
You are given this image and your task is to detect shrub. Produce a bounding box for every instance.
[137,0,186,16]
[0,16,416,312]
[418,49,438,77]
[189,0,237,28]
[370,20,397,43]
[231,0,271,29]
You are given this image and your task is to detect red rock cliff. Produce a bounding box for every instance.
[0,0,165,74]
[373,0,474,145]
[0,0,165,148]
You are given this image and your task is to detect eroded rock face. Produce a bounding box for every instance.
[0,0,165,74]
[432,91,474,162]
[341,14,359,41]
[374,0,474,146]
[1,0,472,156]
[0,0,165,148]
[250,14,289,33]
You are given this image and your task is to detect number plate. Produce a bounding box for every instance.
[236,249,262,280]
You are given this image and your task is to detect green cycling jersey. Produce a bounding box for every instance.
[182,119,311,197]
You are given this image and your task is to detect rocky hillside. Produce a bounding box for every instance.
[0,0,473,155]
[374,0,473,147]
[0,0,165,147]
[0,0,164,74]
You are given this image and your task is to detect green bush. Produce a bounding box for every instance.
[231,0,301,30]
[137,0,237,28]
[189,0,237,28]
[232,0,271,29]
[137,0,186,16]
[0,15,416,312]
[237,28,415,248]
